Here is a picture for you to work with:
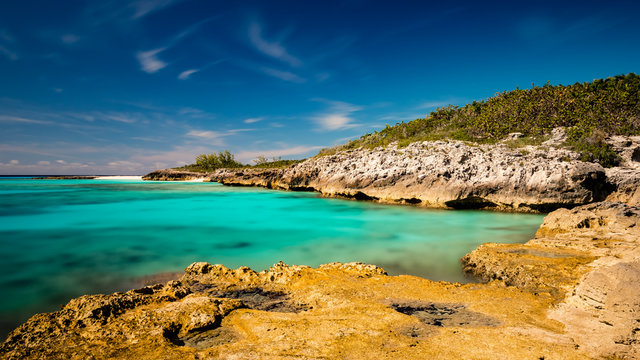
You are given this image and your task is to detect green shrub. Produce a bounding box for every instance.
[319,73,640,167]
[193,150,243,171]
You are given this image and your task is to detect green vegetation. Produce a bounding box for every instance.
[252,156,305,168]
[195,150,243,170]
[318,73,640,167]
[174,151,305,172]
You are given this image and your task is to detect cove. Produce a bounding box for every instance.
[0,178,544,338]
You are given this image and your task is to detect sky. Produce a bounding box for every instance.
[1,0,639,175]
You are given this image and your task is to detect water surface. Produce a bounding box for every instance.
[0,178,544,338]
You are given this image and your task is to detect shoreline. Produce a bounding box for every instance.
[2,200,639,358]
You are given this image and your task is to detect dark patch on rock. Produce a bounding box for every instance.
[525,202,579,213]
[632,147,640,162]
[289,185,316,192]
[505,248,576,259]
[401,197,422,204]
[164,321,239,349]
[396,324,435,339]
[390,301,501,327]
[445,196,497,210]
[190,285,307,313]
[580,171,617,202]
[334,191,379,201]
[180,325,239,349]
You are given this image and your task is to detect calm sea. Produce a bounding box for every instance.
[0,177,544,338]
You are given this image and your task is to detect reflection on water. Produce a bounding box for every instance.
[0,178,544,338]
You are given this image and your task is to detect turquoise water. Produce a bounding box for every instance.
[0,178,544,337]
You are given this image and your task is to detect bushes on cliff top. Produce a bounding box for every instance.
[318,73,640,166]
[174,152,304,172]
[194,150,242,171]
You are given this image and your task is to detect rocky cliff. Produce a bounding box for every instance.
[144,132,640,212]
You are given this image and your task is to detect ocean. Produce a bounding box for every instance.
[0,177,544,338]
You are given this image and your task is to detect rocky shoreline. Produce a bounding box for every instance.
[2,199,638,359]
[2,133,640,359]
[144,134,640,213]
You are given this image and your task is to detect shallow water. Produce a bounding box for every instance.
[0,178,544,338]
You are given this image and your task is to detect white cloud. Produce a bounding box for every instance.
[186,130,223,139]
[178,68,199,80]
[107,160,143,168]
[61,34,80,44]
[0,115,52,125]
[9,160,19,165]
[53,88,63,93]
[249,22,301,67]
[37,161,51,165]
[315,114,356,131]
[101,113,137,123]
[261,67,306,83]
[56,160,66,164]
[136,48,167,73]
[131,0,175,19]
[312,100,362,131]
[243,117,262,124]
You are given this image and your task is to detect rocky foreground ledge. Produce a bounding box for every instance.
[2,201,639,359]
[144,133,640,212]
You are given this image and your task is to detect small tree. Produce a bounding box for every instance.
[253,155,269,165]
[195,150,242,170]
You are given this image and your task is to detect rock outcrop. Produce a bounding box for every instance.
[144,132,640,213]
[462,201,640,359]
[1,260,588,359]
[206,141,611,212]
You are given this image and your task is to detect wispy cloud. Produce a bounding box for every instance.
[177,59,224,80]
[178,69,198,80]
[186,130,223,139]
[61,34,80,44]
[0,115,52,125]
[0,29,18,60]
[311,99,362,131]
[244,117,262,124]
[249,22,301,67]
[130,0,176,19]
[100,113,138,123]
[261,67,306,83]
[0,30,14,43]
[136,48,167,73]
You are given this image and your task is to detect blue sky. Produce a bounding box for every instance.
[1,0,639,174]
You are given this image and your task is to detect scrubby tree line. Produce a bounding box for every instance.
[175,151,304,172]
[194,150,242,170]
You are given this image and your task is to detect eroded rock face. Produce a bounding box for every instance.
[2,260,589,360]
[204,141,611,212]
[462,201,640,358]
[144,132,640,213]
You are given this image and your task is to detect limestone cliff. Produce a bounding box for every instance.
[144,133,640,212]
